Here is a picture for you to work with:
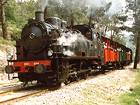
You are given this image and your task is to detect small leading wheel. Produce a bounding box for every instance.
[83,73,88,79]
[54,82,61,88]
[64,78,70,85]
[75,75,80,81]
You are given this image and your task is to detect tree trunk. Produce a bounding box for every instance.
[70,13,74,28]
[0,3,7,39]
[88,8,92,27]
[104,26,108,34]
[133,31,140,69]
[110,30,113,40]
[88,14,92,27]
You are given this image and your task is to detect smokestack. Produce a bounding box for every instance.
[44,6,48,20]
[35,11,44,21]
[88,8,93,27]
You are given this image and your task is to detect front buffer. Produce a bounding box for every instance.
[5,59,63,86]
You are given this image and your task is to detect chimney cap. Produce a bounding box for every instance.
[35,11,44,21]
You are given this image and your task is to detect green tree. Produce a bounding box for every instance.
[4,0,37,40]
[47,0,88,25]
[126,0,140,69]
[0,0,8,39]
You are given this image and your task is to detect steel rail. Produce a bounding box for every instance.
[0,90,46,104]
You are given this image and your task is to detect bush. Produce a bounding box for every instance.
[0,37,15,45]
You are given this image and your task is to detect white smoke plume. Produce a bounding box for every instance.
[86,0,126,15]
[106,0,126,16]
[57,31,88,56]
[37,0,125,16]
[37,0,107,13]
[37,0,48,11]
[85,0,107,9]
[58,31,78,46]
[57,31,78,56]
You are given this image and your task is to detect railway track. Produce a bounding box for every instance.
[0,74,97,104]
[0,82,22,90]
[0,84,24,95]
[0,81,40,93]
[0,84,49,105]
[0,90,46,104]
[0,80,88,104]
[0,69,118,104]
[0,81,20,86]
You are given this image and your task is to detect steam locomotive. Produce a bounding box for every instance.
[5,11,132,86]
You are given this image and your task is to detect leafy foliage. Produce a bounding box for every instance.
[4,0,37,40]
[0,37,15,45]
[125,0,140,44]
[125,0,140,67]
[47,0,89,25]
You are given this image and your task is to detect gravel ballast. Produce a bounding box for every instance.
[6,66,136,105]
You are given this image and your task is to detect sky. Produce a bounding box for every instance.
[106,0,126,15]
